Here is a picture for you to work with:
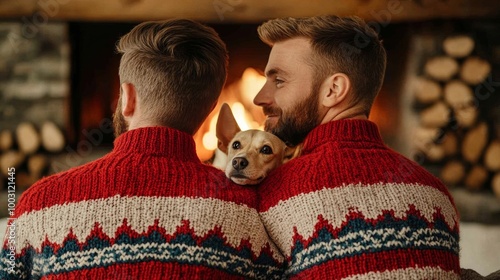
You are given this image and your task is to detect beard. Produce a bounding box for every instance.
[112,95,129,138]
[264,82,321,146]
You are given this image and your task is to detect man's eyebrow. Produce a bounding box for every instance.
[265,67,288,77]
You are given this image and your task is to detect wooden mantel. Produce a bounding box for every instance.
[1,0,499,23]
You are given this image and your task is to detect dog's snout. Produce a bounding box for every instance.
[232,157,248,171]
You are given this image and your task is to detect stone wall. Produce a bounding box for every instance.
[0,22,69,130]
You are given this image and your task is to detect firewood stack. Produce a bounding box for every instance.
[413,35,500,198]
[0,121,65,191]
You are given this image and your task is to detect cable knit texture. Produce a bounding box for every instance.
[258,119,460,279]
[1,127,284,279]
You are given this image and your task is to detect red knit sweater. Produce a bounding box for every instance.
[258,119,460,279]
[1,127,284,279]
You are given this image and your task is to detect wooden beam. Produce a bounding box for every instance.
[1,0,499,23]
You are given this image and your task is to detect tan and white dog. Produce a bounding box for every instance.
[214,103,295,185]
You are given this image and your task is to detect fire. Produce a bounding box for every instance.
[194,68,266,161]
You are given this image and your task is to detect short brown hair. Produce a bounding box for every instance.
[258,16,386,115]
[117,19,228,134]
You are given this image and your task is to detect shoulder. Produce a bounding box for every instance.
[15,158,105,217]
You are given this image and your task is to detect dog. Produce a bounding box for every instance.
[214,103,295,185]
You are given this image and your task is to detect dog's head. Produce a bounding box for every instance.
[215,103,294,185]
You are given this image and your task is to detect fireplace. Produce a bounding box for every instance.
[67,23,272,160]
[1,11,500,274]
[64,19,500,224]
[1,18,500,223]
[67,21,407,161]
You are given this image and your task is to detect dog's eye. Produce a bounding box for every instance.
[232,141,241,150]
[260,145,273,154]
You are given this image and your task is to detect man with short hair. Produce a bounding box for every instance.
[0,19,284,279]
[254,16,460,279]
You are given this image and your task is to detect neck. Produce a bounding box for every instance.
[127,117,163,131]
[320,105,368,124]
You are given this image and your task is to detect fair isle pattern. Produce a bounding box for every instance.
[32,242,280,277]
[31,241,280,278]
[1,195,283,279]
[10,195,281,259]
[287,223,458,275]
[342,267,460,280]
[1,226,282,279]
[260,182,459,257]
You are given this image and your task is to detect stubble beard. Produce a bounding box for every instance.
[264,82,321,146]
[112,95,129,138]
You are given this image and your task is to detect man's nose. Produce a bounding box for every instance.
[253,82,272,106]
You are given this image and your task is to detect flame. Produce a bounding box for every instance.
[195,68,266,161]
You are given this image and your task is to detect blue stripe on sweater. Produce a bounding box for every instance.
[0,232,282,280]
[288,213,459,276]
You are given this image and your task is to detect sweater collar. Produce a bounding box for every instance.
[113,126,199,162]
[301,119,383,154]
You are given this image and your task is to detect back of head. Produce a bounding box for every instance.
[258,16,387,116]
[117,19,228,134]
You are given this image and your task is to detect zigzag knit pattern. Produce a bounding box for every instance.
[258,119,461,279]
[0,127,284,279]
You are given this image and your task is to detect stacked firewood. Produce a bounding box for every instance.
[413,35,500,198]
[0,121,65,191]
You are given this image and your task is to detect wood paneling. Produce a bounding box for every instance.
[1,0,499,23]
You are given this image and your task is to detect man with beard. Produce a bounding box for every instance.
[0,19,284,280]
[254,16,461,279]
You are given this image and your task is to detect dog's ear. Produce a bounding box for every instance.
[216,103,241,154]
[283,144,302,163]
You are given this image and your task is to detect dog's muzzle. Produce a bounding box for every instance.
[232,157,248,171]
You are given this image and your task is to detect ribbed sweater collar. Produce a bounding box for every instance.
[301,119,383,154]
[113,126,199,162]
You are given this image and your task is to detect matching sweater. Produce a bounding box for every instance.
[257,119,461,279]
[1,120,461,279]
[0,127,284,279]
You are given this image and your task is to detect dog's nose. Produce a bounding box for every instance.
[232,157,248,171]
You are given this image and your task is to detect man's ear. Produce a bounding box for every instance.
[321,73,351,108]
[216,103,241,154]
[121,83,137,117]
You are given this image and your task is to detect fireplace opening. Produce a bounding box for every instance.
[67,21,409,161]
